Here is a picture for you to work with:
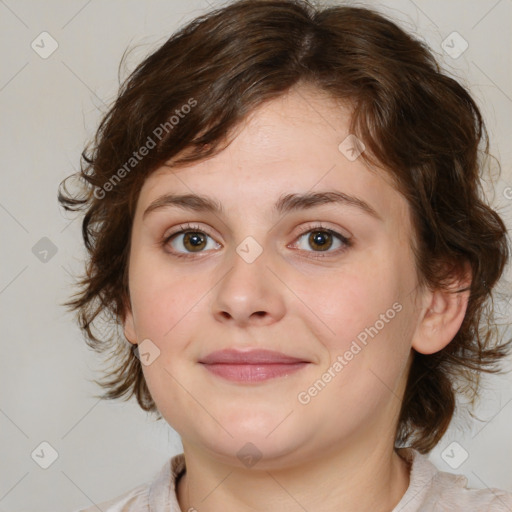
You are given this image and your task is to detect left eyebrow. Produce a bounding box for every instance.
[274,191,382,221]
[142,190,382,221]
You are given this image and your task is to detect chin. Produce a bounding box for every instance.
[201,435,306,470]
[192,415,311,466]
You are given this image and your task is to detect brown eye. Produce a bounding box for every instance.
[292,226,351,257]
[165,227,220,256]
[182,232,207,252]
[308,231,333,251]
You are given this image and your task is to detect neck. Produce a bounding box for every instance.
[176,438,410,512]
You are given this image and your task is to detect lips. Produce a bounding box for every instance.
[199,349,310,382]
[199,349,308,365]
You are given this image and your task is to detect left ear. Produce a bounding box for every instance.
[411,261,472,355]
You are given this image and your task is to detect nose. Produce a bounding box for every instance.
[211,244,286,328]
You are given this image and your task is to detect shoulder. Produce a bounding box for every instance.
[394,447,512,512]
[70,453,186,512]
[71,482,150,512]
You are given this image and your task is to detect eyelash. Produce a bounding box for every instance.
[161,222,352,260]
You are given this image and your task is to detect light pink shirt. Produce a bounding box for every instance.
[74,447,512,511]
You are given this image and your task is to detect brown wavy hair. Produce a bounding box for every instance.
[58,0,512,453]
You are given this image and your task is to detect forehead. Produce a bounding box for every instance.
[138,86,410,228]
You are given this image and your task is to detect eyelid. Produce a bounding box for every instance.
[161,223,219,260]
[164,222,216,240]
[291,221,351,242]
[288,222,352,258]
[162,222,220,249]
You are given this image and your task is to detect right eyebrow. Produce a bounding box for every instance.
[143,193,224,220]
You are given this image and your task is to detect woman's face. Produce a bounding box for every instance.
[124,85,429,467]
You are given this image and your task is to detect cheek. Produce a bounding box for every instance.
[303,259,414,399]
[307,262,400,348]
[299,293,411,427]
[129,250,206,341]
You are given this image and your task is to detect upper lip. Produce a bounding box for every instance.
[199,349,309,365]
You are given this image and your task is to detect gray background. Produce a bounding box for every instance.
[0,1,511,510]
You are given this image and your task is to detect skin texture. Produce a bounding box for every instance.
[123,85,470,512]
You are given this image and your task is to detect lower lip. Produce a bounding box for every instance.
[200,363,309,382]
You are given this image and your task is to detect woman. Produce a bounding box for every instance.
[60,1,512,510]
